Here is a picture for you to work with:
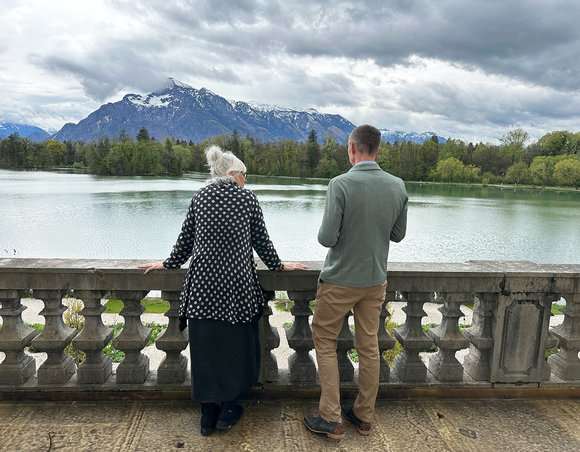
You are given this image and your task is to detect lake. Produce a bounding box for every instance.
[0,169,578,264]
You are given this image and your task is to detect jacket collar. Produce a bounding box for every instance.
[348,161,380,172]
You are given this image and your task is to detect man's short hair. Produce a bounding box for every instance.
[349,125,381,155]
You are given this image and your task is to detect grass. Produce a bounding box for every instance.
[274,300,316,313]
[552,303,565,316]
[104,297,170,314]
[22,321,167,363]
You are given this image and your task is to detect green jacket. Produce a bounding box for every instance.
[318,162,408,287]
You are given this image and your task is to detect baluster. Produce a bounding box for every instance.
[72,290,113,384]
[463,293,495,381]
[285,290,316,383]
[428,292,470,382]
[156,291,188,384]
[378,291,397,382]
[549,292,580,380]
[0,290,37,385]
[31,290,77,385]
[112,290,151,384]
[393,292,432,382]
[337,311,354,382]
[543,331,559,380]
[258,296,280,383]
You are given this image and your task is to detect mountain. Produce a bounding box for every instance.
[52,79,356,143]
[0,123,51,141]
[379,129,447,145]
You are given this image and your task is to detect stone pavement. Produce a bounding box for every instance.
[1,397,580,451]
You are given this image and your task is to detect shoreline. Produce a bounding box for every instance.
[2,167,578,192]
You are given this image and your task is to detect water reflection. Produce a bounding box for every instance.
[0,169,578,263]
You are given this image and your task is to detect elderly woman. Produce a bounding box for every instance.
[140,146,307,436]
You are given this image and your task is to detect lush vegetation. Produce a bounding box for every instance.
[1,127,579,187]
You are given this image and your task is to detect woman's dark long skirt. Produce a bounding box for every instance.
[188,318,260,403]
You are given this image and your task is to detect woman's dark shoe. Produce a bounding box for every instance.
[200,403,221,436]
[215,403,244,430]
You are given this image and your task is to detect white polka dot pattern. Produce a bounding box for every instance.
[163,181,282,324]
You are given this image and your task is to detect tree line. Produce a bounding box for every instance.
[1,127,579,187]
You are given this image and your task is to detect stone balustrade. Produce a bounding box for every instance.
[0,259,579,396]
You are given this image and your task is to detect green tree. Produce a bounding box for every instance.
[498,129,529,173]
[118,129,132,143]
[0,133,27,167]
[45,139,67,167]
[229,129,241,159]
[500,128,529,149]
[415,140,438,180]
[378,142,400,176]
[463,165,481,183]
[136,127,150,142]
[472,143,509,176]
[505,162,531,184]
[307,129,320,171]
[398,141,416,180]
[107,141,134,175]
[553,158,580,187]
[438,139,468,163]
[433,157,465,182]
[161,138,182,176]
[315,155,340,178]
[537,131,580,156]
[529,156,557,186]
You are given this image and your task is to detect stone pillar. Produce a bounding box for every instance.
[0,290,37,385]
[112,291,151,384]
[285,290,316,383]
[490,292,555,383]
[156,291,188,384]
[549,291,580,380]
[72,290,114,384]
[463,293,496,381]
[31,290,77,385]
[337,311,354,382]
[393,292,432,382]
[428,292,470,382]
[258,301,280,383]
[378,291,397,382]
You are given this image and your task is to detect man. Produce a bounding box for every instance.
[304,124,408,439]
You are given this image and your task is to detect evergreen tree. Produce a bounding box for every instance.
[307,129,320,171]
[136,127,150,142]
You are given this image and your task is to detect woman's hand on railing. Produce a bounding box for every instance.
[282,261,309,271]
[138,261,165,274]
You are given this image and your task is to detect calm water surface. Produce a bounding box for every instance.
[0,169,578,264]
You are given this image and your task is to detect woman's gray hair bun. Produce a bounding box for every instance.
[205,145,246,183]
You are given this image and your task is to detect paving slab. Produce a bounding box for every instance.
[1,398,579,451]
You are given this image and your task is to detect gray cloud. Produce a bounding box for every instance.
[6,0,580,141]
[39,1,580,96]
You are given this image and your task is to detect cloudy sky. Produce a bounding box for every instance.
[2,0,580,143]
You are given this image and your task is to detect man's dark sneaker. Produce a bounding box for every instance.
[342,405,371,436]
[215,403,244,430]
[303,414,345,440]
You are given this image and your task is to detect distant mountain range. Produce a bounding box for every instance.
[379,129,447,145]
[52,79,356,143]
[0,123,51,142]
[2,79,447,145]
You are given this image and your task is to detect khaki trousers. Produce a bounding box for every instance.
[312,280,387,423]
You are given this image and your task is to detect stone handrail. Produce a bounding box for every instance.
[0,259,579,396]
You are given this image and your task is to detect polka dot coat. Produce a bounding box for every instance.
[163,181,283,324]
